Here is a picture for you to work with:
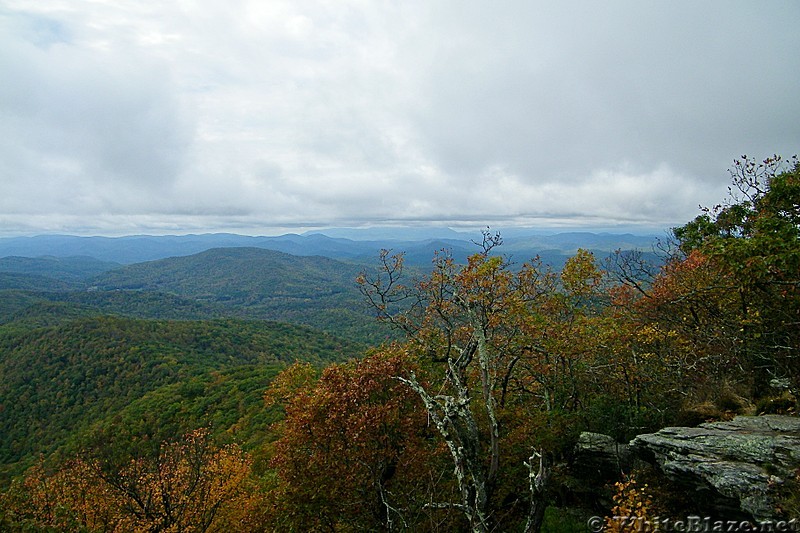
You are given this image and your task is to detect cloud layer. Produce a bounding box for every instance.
[2,1,798,235]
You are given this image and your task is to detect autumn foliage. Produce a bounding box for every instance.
[652,156,800,402]
[604,476,654,533]
[1,429,262,532]
[264,352,454,531]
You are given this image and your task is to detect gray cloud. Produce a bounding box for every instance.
[0,1,798,236]
[407,2,799,181]
[0,9,192,219]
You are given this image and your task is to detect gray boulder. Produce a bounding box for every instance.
[630,415,800,520]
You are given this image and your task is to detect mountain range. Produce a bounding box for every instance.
[0,229,661,265]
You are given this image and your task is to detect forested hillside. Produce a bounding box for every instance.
[0,247,387,344]
[0,256,120,281]
[88,247,381,342]
[0,290,227,327]
[89,247,360,301]
[0,272,77,291]
[0,315,361,485]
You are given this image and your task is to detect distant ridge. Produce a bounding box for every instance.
[305,226,469,241]
[0,229,659,266]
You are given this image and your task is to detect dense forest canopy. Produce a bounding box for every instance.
[0,316,360,484]
[0,156,798,531]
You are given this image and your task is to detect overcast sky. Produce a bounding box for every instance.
[1,1,798,236]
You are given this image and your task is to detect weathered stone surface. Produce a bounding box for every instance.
[630,415,800,520]
[574,432,632,479]
[566,432,634,512]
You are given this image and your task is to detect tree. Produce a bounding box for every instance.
[264,354,452,531]
[265,237,630,531]
[1,429,259,532]
[671,155,800,398]
[358,232,567,533]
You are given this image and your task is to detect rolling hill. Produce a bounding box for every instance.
[88,247,384,342]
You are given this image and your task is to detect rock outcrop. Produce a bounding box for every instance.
[630,415,800,520]
[573,431,633,479]
[567,432,634,511]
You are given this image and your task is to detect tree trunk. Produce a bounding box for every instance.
[523,449,549,533]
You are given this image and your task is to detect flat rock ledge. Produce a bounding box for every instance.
[630,415,800,520]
